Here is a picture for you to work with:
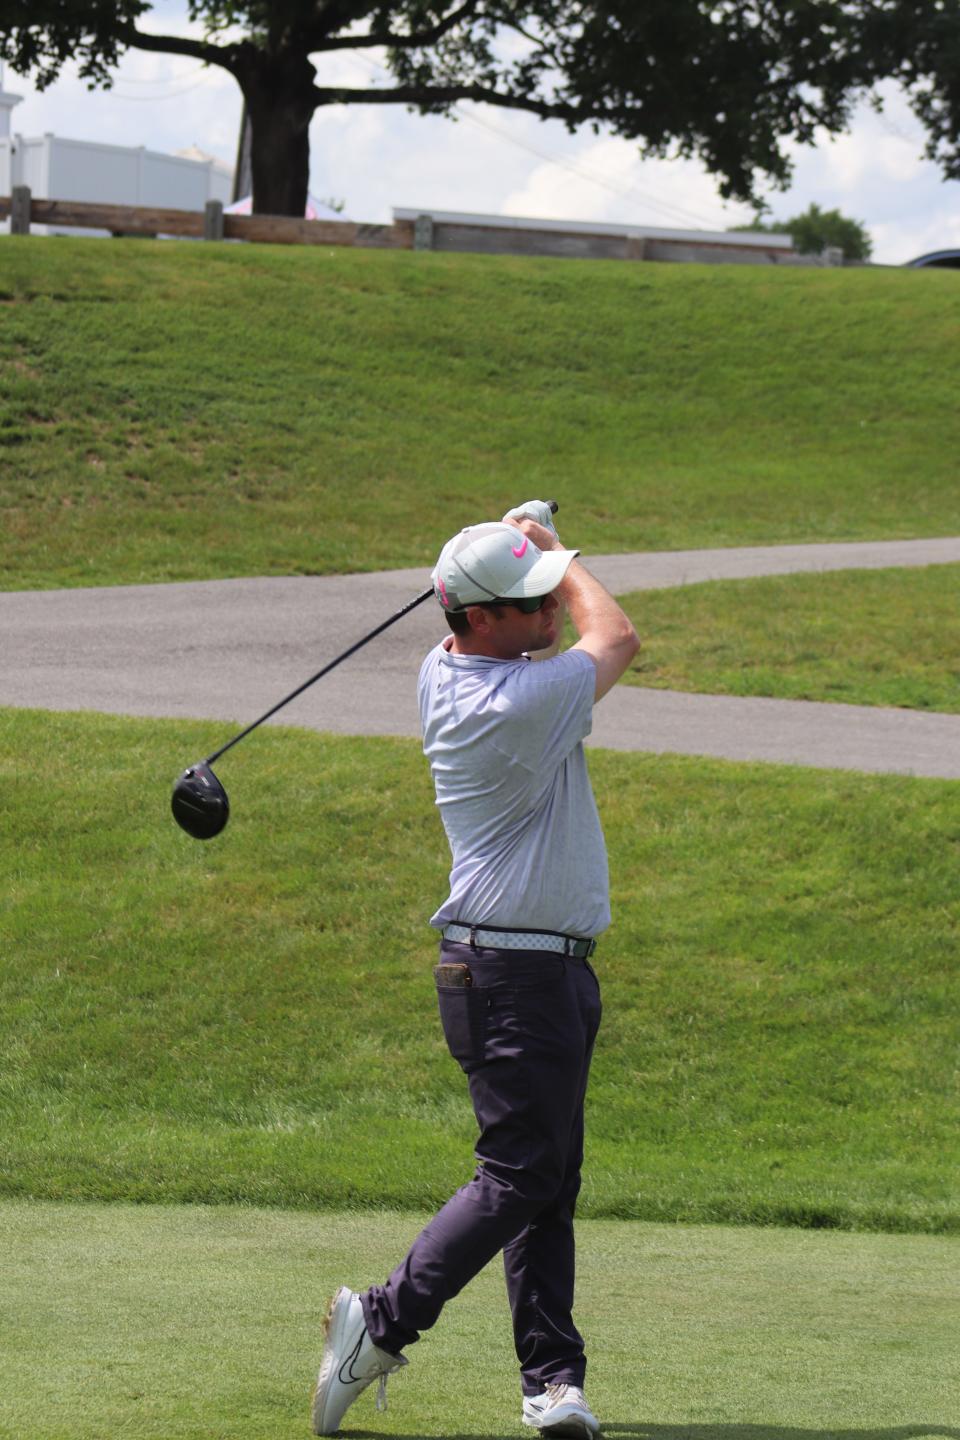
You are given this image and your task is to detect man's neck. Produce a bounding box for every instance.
[447,634,524,660]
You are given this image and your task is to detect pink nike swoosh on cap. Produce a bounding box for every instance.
[512,538,528,558]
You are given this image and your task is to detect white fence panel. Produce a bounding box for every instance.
[47,137,140,205]
[141,150,211,210]
[16,137,48,195]
[2,134,231,237]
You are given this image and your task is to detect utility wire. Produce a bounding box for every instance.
[341,47,726,231]
[104,39,732,231]
[108,74,223,101]
[109,64,207,87]
[455,103,725,230]
[873,109,924,147]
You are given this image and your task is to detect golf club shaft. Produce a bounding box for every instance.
[202,500,558,768]
[204,585,434,766]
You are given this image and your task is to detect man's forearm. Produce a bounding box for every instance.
[560,560,640,698]
[559,560,637,649]
[505,516,639,684]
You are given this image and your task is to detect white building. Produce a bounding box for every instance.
[0,88,232,236]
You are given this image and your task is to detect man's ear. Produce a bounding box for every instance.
[465,604,493,635]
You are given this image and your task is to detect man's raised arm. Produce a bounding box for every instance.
[509,518,640,700]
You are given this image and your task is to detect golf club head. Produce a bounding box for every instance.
[171,762,229,840]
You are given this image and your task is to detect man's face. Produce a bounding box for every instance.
[482,591,560,657]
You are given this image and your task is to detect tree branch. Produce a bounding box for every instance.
[311,80,610,126]
[314,0,483,52]
[499,14,563,75]
[115,25,234,73]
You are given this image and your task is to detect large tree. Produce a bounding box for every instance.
[1,1,957,218]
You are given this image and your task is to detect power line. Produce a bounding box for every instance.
[873,109,924,148]
[339,47,725,231]
[109,64,207,87]
[454,104,724,230]
[108,74,224,102]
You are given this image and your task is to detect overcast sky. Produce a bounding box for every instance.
[3,3,958,265]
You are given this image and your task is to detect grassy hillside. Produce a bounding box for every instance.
[1,238,959,590]
[3,707,958,1232]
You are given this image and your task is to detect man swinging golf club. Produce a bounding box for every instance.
[311,500,640,1437]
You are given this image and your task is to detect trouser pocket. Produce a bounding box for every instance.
[435,965,490,1073]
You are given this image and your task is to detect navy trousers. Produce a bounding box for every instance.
[362,940,602,1396]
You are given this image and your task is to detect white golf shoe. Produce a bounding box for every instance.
[522,1382,601,1437]
[311,1286,407,1435]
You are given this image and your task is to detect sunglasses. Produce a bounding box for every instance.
[487,594,547,614]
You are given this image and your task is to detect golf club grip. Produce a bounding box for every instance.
[548,500,558,513]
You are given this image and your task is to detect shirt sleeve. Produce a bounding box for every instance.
[492,649,596,774]
[417,644,442,735]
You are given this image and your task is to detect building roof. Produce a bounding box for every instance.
[175,145,233,179]
[392,206,793,250]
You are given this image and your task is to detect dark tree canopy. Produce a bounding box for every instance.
[1,1,958,218]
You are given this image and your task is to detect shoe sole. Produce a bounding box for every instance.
[538,1422,598,1439]
[311,1287,353,1435]
[523,1400,600,1437]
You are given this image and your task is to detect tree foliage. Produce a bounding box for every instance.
[733,203,874,262]
[1,1,958,218]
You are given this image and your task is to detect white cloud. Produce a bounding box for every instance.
[5,47,240,162]
[753,82,959,262]
[875,207,960,264]
[501,132,752,231]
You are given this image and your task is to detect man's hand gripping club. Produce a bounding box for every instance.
[502,501,640,697]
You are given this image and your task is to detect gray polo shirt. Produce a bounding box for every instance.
[417,639,610,938]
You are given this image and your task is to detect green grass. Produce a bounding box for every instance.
[2,1201,958,1439]
[2,239,960,591]
[6,233,960,1440]
[3,707,959,1232]
[619,563,960,711]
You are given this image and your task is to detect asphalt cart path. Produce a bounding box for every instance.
[3,536,960,779]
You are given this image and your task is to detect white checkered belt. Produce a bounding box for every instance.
[442,923,597,959]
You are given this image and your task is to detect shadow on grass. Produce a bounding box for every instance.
[602,1427,960,1440]
[347,1428,960,1440]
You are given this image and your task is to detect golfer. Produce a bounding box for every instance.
[312,501,639,1437]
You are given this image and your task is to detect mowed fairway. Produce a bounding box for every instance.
[2,1202,958,1440]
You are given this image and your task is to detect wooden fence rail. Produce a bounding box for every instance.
[0,190,417,250]
[2,188,849,267]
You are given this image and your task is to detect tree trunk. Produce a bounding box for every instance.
[238,50,318,216]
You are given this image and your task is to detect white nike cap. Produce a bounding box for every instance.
[432,522,579,611]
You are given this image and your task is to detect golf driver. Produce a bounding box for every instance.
[171,502,558,840]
